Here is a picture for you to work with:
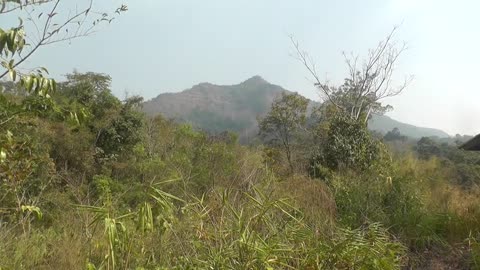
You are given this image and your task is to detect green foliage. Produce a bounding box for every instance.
[331,78,393,121]
[259,92,309,142]
[259,92,309,172]
[468,232,480,269]
[135,185,405,270]
[54,72,145,160]
[186,108,250,133]
[414,136,480,187]
[319,223,406,269]
[92,174,114,206]
[0,17,57,124]
[0,119,54,229]
[0,26,26,57]
[58,72,120,121]
[416,137,441,159]
[384,127,408,142]
[2,71,480,269]
[312,112,385,172]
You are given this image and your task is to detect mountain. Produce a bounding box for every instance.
[142,76,288,141]
[142,76,450,141]
[368,115,449,139]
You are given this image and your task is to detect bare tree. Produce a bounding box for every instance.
[291,26,413,123]
[0,0,127,80]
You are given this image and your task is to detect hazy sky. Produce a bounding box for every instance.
[6,0,480,135]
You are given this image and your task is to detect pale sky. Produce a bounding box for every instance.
[4,0,480,135]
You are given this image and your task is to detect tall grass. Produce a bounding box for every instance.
[1,177,406,269]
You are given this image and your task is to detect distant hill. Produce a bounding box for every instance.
[142,76,450,141]
[368,115,449,139]
[142,76,287,141]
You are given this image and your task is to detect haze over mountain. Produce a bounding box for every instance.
[143,76,450,141]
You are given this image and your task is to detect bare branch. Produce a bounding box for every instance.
[292,26,412,123]
[289,34,343,110]
[0,0,125,80]
[0,0,53,14]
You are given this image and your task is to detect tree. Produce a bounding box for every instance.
[291,26,412,124]
[57,72,144,159]
[0,0,127,128]
[384,127,408,142]
[258,92,308,173]
[0,1,126,230]
[415,137,441,159]
[58,71,120,123]
[96,95,144,157]
[310,112,384,173]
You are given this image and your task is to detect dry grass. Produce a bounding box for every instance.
[275,174,336,233]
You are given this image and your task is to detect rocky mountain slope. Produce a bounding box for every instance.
[142,76,450,141]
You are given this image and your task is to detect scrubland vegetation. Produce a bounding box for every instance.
[1,71,480,269]
[2,1,480,269]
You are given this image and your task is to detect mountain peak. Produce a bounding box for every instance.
[241,75,269,85]
[142,77,450,143]
[192,82,214,89]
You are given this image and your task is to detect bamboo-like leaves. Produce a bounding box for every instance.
[21,205,43,220]
[138,202,154,233]
[20,73,56,97]
[0,26,25,57]
[0,148,6,163]
[1,26,56,98]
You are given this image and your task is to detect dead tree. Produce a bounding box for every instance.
[291,26,413,123]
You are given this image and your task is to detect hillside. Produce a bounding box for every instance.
[142,76,450,140]
[369,114,450,138]
[142,76,287,140]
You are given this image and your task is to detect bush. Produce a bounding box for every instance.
[311,113,386,173]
